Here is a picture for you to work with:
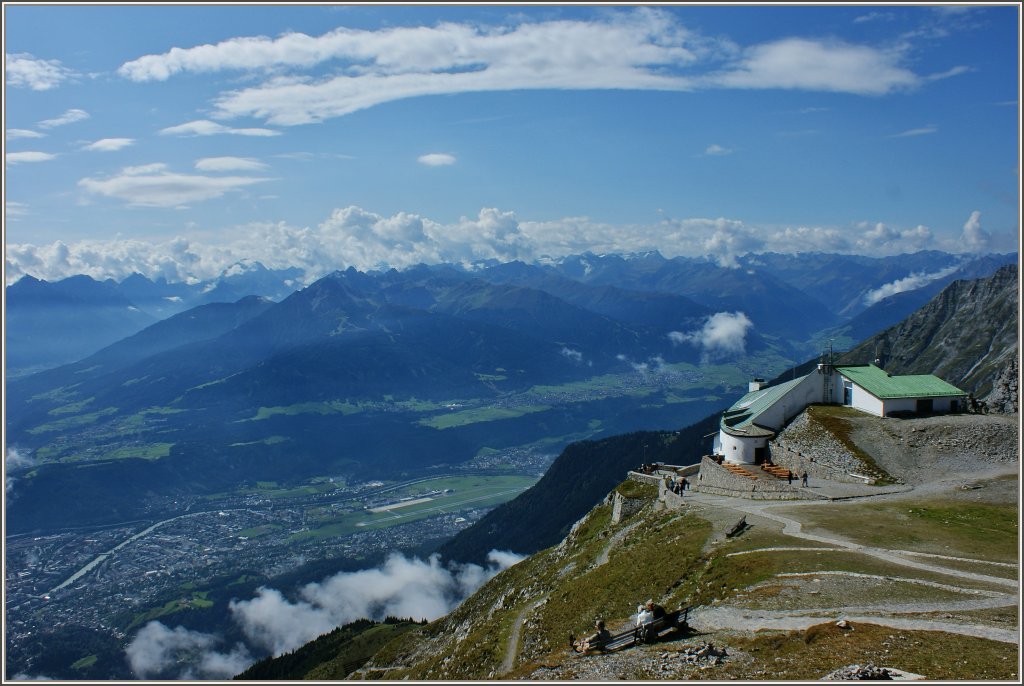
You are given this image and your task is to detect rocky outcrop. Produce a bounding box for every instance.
[984,356,1019,415]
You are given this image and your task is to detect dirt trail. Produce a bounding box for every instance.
[501,595,548,675]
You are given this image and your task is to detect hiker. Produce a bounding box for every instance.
[579,619,610,651]
[681,477,689,491]
[801,472,808,487]
[787,470,794,484]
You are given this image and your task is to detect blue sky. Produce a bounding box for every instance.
[3,2,1020,284]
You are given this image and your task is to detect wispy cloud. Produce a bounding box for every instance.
[158,119,280,137]
[888,125,938,137]
[6,201,30,218]
[703,144,732,156]
[863,264,960,306]
[5,52,73,90]
[418,153,456,167]
[195,156,269,172]
[6,151,57,165]
[6,128,45,141]
[854,11,896,24]
[83,138,135,152]
[37,108,90,129]
[78,164,271,208]
[114,10,940,127]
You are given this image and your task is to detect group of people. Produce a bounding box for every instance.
[637,462,661,475]
[786,470,810,487]
[575,600,667,653]
[667,475,689,495]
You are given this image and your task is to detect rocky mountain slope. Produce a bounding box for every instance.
[262,409,1017,681]
[840,264,1018,397]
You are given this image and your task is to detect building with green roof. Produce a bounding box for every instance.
[714,363,966,465]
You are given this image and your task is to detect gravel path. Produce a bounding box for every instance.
[690,606,1018,644]
[679,414,1019,648]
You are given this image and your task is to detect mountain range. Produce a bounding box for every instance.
[4,251,1016,536]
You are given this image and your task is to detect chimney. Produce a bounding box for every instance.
[749,378,766,392]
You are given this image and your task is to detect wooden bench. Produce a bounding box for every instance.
[570,606,691,654]
[725,516,748,538]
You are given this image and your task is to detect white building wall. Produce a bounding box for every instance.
[754,372,826,431]
[850,386,885,417]
[719,432,767,465]
[882,397,917,416]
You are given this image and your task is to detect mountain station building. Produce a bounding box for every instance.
[714,363,967,465]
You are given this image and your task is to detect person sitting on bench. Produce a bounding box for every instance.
[635,604,653,626]
[645,599,666,620]
[577,619,611,652]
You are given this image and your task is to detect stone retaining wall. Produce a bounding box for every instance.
[693,456,825,501]
[770,411,867,484]
[610,491,647,524]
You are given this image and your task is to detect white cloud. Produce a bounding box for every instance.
[854,11,896,24]
[4,204,948,287]
[230,551,521,656]
[158,119,280,137]
[862,264,960,306]
[418,153,456,167]
[889,125,938,138]
[195,156,269,172]
[6,128,45,141]
[669,311,753,361]
[6,151,57,165]
[78,165,271,208]
[5,52,72,90]
[6,201,30,218]
[83,138,135,152]
[37,108,90,129]
[853,221,933,254]
[560,347,584,363]
[110,11,942,128]
[125,621,252,680]
[704,144,732,156]
[708,38,918,95]
[957,210,991,252]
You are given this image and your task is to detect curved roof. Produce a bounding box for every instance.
[720,375,807,437]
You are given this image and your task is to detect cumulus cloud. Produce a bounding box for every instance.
[158,119,280,137]
[37,108,90,129]
[4,203,948,286]
[418,153,456,167]
[231,550,522,656]
[862,264,960,306]
[125,621,252,679]
[5,52,72,90]
[78,164,271,208]
[83,138,135,152]
[195,156,269,172]
[670,311,753,361]
[6,151,57,165]
[853,221,933,254]
[957,210,991,252]
[6,128,45,141]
